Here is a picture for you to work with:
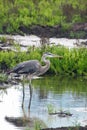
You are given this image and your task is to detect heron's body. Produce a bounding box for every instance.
[8,52,52,78]
[9,59,50,76]
[8,52,63,78]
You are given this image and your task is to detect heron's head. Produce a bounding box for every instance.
[43,52,63,59]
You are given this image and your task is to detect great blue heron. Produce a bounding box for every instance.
[7,52,63,110]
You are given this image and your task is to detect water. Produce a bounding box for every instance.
[0,76,87,130]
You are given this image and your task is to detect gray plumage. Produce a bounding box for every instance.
[11,60,42,75]
[8,52,63,78]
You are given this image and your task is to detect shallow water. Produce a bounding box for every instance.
[0,76,87,130]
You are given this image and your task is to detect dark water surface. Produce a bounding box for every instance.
[0,76,87,130]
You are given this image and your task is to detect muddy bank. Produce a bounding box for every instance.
[18,23,87,38]
[5,116,87,130]
[42,126,87,130]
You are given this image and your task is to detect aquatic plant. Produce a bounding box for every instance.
[47,104,56,114]
[25,120,42,130]
[34,121,41,130]
[0,73,8,82]
[0,36,7,43]
[0,36,15,45]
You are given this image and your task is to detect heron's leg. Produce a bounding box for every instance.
[22,82,25,108]
[21,76,25,108]
[28,83,32,110]
[21,84,27,118]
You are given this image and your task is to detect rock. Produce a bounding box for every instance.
[49,111,72,118]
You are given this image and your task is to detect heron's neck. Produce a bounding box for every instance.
[42,55,50,64]
[40,56,50,75]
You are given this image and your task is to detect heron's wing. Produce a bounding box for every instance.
[12,60,41,74]
[12,62,25,73]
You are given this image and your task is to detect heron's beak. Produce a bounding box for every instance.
[57,55,63,59]
[53,54,63,59]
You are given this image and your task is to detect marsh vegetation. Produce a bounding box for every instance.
[0,45,87,76]
[0,0,87,38]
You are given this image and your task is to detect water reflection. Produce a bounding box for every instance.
[32,76,87,99]
[21,81,32,116]
[0,75,87,129]
[32,76,87,127]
